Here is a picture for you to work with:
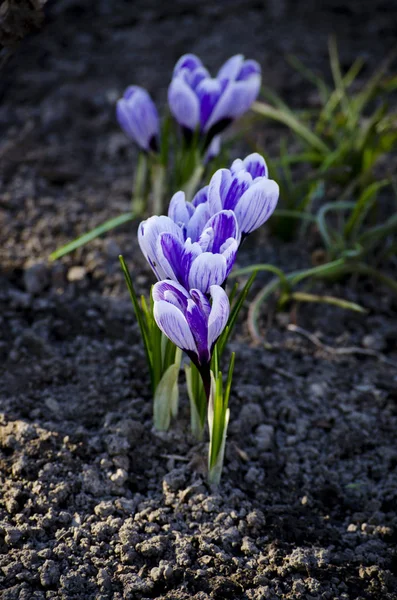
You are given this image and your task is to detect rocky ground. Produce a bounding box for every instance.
[1,1,397,598]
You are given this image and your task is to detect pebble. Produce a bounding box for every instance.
[254,424,274,450]
[23,262,49,294]
[67,266,87,282]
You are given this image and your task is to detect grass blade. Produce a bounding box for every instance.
[50,212,135,261]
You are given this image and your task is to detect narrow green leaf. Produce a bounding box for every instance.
[252,101,329,154]
[50,213,135,261]
[290,292,367,313]
[344,180,389,241]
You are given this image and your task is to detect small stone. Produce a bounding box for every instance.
[23,262,49,294]
[238,403,264,433]
[94,501,114,519]
[347,523,357,532]
[67,266,86,282]
[40,560,60,587]
[110,468,128,485]
[362,334,386,351]
[254,424,274,450]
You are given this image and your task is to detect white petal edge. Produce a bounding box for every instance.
[168,77,200,130]
[153,300,197,354]
[207,285,230,349]
[234,178,279,233]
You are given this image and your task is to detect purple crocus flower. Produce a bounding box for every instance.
[138,211,240,294]
[168,53,261,144]
[117,85,160,152]
[207,153,279,235]
[153,280,229,392]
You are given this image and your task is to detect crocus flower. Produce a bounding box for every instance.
[207,153,279,235]
[168,53,261,143]
[153,280,229,387]
[138,211,240,293]
[117,85,160,152]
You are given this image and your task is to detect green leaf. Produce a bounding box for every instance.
[119,255,154,386]
[252,101,329,154]
[50,213,135,261]
[343,180,390,241]
[153,361,180,431]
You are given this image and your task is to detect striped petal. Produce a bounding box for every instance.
[168,77,200,131]
[153,300,197,354]
[207,168,232,214]
[234,178,279,234]
[188,253,227,293]
[207,285,230,349]
[138,216,183,280]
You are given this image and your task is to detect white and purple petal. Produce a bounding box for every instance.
[168,191,194,228]
[185,299,210,364]
[168,77,200,131]
[188,253,227,293]
[207,168,232,214]
[217,54,245,82]
[199,210,239,253]
[117,86,159,152]
[242,152,268,179]
[234,178,279,234]
[207,285,230,349]
[196,78,223,130]
[237,59,261,81]
[221,170,252,211]
[173,53,203,77]
[138,216,183,280]
[153,299,197,354]
[190,288,211,319]
[186,200,212,242]
[152,280,190,311]
[220,238,239,275]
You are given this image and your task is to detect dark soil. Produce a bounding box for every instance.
[1,1,397,598]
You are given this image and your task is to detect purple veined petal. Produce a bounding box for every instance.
[204,134,221,164]
[196,78,223,130]
[237,59,261,81]
[199,210,239,253]
[220,238,239,275]
[207,168,233,214]
[230,158,244,175]
[201,78,231,132]
[173,53,203,77]
[207,285,230,350]
[242,152,268,179]
[186,200,212,242]
[185,299,210,365]
[138,216,184,280]
[168,190,194,229]
[168,77,200,131]
[154,300,198,354]
[123,85,141,100]
[189,66,211,90]
[188,253,227,293]
[222,170,252,211]
[192,185,209,207]
[190,288,211,319]
[217,54,245,82]
[158,234,202,288]
[117,87,160,152]
[234,178,279,234]
[220,75,261,120]
[205,73,260,131]
[152,280,190,311]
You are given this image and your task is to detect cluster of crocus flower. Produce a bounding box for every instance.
[138,153,279,393]
[117,53,261,154]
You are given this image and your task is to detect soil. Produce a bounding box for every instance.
[1,1,397,599]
